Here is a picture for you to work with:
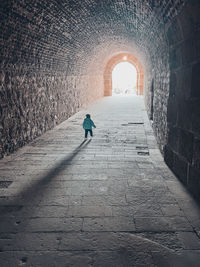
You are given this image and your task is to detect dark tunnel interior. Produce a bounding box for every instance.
[0,0,200,203]
[1,1,200,265]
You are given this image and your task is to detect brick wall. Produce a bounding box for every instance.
[1,0,199,199]
[0,1,104,157]
[144,39,170,152]
[0,70,103,156]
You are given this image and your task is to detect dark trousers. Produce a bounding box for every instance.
[85,129,93,138]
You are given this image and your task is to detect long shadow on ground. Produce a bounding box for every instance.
[0,139,91,210]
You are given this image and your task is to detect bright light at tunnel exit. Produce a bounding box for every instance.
[112,62,137,95]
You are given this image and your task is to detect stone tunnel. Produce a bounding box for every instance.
[0,0,200,266]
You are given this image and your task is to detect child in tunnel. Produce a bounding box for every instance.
[83,114,96,139]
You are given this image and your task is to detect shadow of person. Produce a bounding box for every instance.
[0,138,92,263]
[0,139,91,210]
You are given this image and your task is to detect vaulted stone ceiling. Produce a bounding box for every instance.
[1,0,200,198]
[1,0,186,74]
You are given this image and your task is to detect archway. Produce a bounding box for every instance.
[104,53,144,96]
[112,62,137,95]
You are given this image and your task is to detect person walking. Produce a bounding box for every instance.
[83,114,96,139]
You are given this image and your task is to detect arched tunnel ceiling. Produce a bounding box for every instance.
[1,0,186,74]
[1,0,200,199]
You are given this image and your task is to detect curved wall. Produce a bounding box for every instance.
[104,53,144,96]
[1,0,199,197]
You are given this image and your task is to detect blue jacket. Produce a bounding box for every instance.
[83,118,96,130]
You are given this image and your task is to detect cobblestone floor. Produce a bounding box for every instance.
[0,96,200,266]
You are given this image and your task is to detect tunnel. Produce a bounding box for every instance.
[104,53,144,96]
[0,0,200,266]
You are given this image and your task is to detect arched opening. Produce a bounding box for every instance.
[112,62,137,95]
[104,53,144,96]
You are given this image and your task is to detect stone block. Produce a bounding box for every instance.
[182,38,196,65]
[167,19,182,46]
[169,72,176,97]
[179,129,194,163]
[173,154,188,184]
[0,233,60,251]
[67,205,112,217]
[167,126,180,153]
[193,137,200,168]
[169,46,182,70]
[164,145,174,170]
[191,62,200,98]
[167,96,178,125]
[175,68,192,100]
[27,217,83,232]
[178,1,200,39]
[91,250,154,267]
[191,99,200,135]
[177,231,200,249]
[135,216,191,232]
[83,216,136,232]
[161,204,184,217]
[188,165,200,199]
[177,100,192,131]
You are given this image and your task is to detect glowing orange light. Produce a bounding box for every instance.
[123,56,127,61]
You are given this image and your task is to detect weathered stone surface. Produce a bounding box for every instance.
[173,154,188,184]
[0,96,199,266]
[191,62,200,98]
[179,129,194,163]
[0,0,200,264]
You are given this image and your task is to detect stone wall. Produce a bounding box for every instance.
[144,39,170,153]
[164,0,200,199]
[0,0,104,158]
[0,69,103,157]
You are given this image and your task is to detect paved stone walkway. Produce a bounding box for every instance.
[0,96,200,266]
